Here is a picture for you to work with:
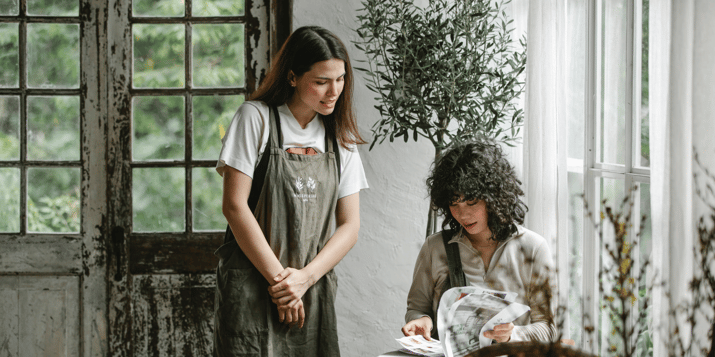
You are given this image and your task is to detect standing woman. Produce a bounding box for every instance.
[213,26,367,356]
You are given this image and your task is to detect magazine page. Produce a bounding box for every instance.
[396,335,444,357]
[436,286,530,357]
[477,300,531,349]
[436,286,517,344]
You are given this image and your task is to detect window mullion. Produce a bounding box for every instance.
[628,0,646,350]
[185,14,193,233]
[624,171,641,352]
[19,9,27,234]
[625,0,635,175]
[582,0,601,352]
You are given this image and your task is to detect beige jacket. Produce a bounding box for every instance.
[405,226,557,341]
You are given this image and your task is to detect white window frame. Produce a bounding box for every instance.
[576,0,652,354]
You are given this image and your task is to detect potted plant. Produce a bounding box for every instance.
[353,0,527,235]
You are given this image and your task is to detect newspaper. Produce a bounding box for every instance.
[398,286,530,357]
[396,335,443,357]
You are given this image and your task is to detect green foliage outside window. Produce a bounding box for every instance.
[129,0,245,232]
[0,24,19,87]
[27,0,78,16]
[0,0,245,233]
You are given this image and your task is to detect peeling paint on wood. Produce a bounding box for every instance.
[107,0,135,354]
[80,1,110,356]
[131,275,215,357]
[0,238,82,274]
[129,236,223,274]
[247,0,271,93]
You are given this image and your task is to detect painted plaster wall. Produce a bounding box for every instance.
[292,1,527,355]
[292,1,436,355]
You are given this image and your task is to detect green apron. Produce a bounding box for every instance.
[213,106,341,356]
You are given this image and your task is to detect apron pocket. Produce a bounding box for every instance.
[216,268,270,337]
[215,332,267,357]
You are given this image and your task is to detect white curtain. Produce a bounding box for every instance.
[651,0,715,355]
[518,0,715,354]
[521,0,564,258]
[511,0,571,337]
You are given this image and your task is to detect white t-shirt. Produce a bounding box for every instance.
[217,101,369,199]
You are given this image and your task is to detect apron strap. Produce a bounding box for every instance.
[273,105,283,147]
[248,105,279,211]
[431,229,466,339]
[222,105,277,245]
[323,118,341,181]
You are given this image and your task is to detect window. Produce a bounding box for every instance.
[565,0,653,355]
[128,1,251,233]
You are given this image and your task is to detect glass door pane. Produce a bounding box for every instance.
[132,96,185,161]
[133,24,185,88]
[192,24,245,88]
[27,167,81,233]
[0,0,18,15]
[0,24,19,88]
[0,96,20,159]
[133,0,185,17]
[193,0,244,16]
[27,24,80,88]
[133,167,185,232]
[27,96,80,161]
[0,168,20,232]
[27,0,79,16]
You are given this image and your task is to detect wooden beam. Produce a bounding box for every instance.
[129,236,223,274]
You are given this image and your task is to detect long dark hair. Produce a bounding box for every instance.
[426,138,528,242]
[250,26,365,149]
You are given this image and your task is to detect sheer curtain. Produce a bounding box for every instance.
[521,0,565,253]
[508,0,572,338]
[517,0,715,354]
[651,0,715,355]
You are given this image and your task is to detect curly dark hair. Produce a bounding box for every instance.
[426,139,527,242]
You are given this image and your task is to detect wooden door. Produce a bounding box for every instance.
[106,0,285,355]
[0,1,107,356]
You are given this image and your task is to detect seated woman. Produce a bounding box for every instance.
[402,139,556,344]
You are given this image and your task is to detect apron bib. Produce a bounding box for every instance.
[213,106,341,357]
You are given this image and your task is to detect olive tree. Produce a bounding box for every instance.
[353,0,526,234]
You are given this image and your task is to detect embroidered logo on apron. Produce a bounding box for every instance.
[294,176,317,201]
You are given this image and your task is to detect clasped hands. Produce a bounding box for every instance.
[267,267,315,328]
